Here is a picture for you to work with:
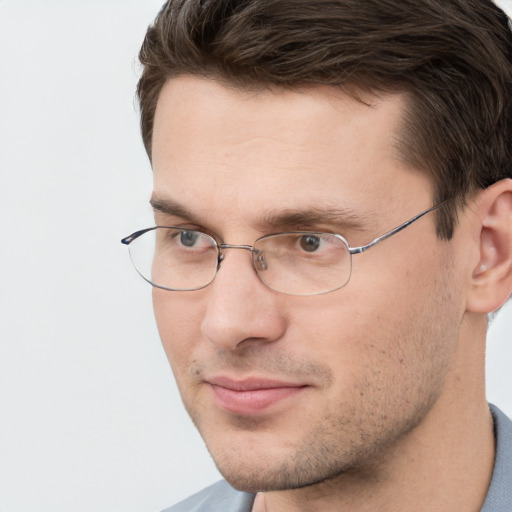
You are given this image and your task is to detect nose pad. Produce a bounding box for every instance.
[254,251,268,271]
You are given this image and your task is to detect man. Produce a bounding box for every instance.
[122,0,512,510]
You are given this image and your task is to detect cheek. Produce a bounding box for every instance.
[349,234,458,323]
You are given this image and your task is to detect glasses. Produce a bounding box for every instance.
[121,203,444,296]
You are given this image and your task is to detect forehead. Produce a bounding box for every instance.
[151,76,431,230]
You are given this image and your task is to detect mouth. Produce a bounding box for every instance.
[206,376,309,416]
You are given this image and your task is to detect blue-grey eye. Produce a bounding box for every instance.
[180,231,199,247]
[299,235,321,252]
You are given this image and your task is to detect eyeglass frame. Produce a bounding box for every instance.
[121,201,447,295]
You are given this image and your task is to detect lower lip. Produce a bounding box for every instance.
[210,384,306,415]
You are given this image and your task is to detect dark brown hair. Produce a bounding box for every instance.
[137,0,512,238]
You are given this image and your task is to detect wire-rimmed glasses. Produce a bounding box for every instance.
[121,203,444,296]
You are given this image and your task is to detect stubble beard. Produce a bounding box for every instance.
[181,333,452,494]
[205,381,443,493]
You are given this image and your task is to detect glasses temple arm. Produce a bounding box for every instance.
[348,202,446,255]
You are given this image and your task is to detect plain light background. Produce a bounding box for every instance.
[0,1,511,511]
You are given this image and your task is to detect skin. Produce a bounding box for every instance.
[150,76,503,511]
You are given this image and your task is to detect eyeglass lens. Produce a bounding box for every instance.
[127,227,352,295]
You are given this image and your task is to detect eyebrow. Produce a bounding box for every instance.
[262,207,373,233]
[150,195,373,234]
[150,196,199,222]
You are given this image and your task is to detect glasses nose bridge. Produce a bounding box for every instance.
[219,243,256,253]
[217,243,267,271]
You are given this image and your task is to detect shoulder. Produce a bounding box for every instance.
[161,480,255,512]
[480,404,512,511]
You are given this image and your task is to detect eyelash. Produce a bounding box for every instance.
[165,223,221,242]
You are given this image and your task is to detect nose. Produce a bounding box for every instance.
[200,247,287,351]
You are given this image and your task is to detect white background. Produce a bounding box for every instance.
[0,1,511,511]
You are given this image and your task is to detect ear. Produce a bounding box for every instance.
[466,179,512,314]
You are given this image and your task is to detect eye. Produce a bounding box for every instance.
[299,234,321,252]
[179,230,200,247]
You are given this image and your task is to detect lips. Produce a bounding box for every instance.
[207,376,307,415]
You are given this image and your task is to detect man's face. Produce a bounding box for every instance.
[151,76,467,491]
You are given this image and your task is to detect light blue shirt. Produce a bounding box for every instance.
[164,404,512,512]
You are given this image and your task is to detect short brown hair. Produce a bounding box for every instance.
[137,0,512,238]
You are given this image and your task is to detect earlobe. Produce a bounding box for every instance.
[466,179,512,314]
